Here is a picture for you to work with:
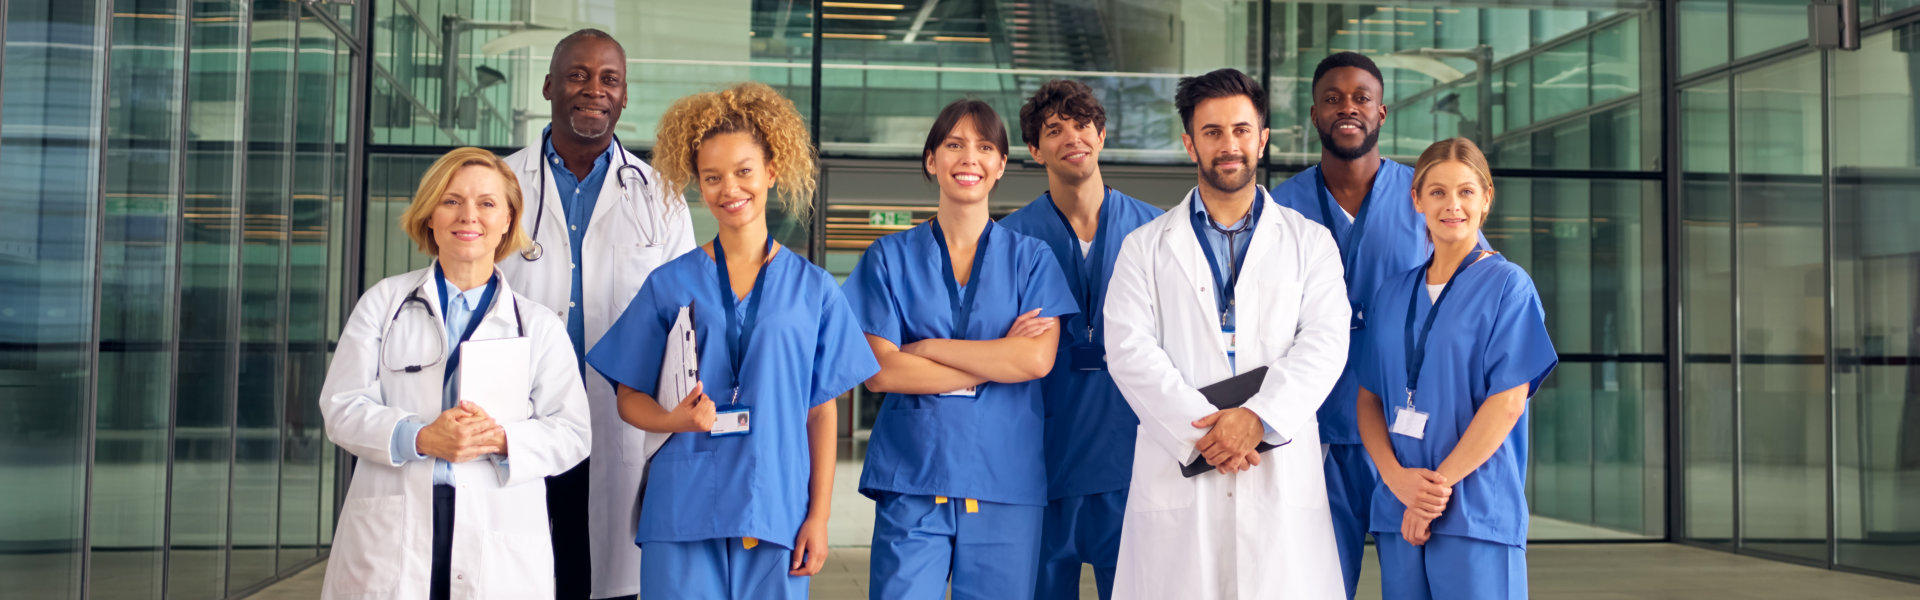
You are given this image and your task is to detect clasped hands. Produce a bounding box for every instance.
[416,401,508,462]
[1191,407,1265,474]
[1384,466,1453,545]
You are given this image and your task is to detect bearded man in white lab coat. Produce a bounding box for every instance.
[1103,68,1349,599]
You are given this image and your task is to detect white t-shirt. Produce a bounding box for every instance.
[1079,238,1092,257]
[1427,283,1444,302]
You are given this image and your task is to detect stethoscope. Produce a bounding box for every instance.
[522,132,666,261]
[379,284,525,374]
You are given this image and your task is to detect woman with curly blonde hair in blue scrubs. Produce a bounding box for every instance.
[1356,137,1557,599]
[586,82,879,599]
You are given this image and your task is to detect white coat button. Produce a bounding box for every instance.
[455,573,465,581]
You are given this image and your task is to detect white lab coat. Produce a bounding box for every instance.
[496,143,696,599]
[319,265,591,600]
[1103,188,1350,600]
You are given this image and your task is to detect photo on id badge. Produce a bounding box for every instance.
[713,408,751,436]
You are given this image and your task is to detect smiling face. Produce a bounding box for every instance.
[1182,95,1268,195]
[1311,66,1386,162]
[429,165,514,266]
[696,131,775,232]
[1413,159,1492,247]
[1028,112,1105,184]
[925,114,1007,207]
[543,36,627,142]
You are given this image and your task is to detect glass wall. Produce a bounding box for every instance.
[1832,26,1920,579]
[0,0,358,597]
[1674,3,1920,583]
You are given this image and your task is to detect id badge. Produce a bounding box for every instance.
[938,386,977,397]
[1391,406,1429,440]
[1070,342,1105,371]
[711,408,752,437]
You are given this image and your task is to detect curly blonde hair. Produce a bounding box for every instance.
[653,82,817,218]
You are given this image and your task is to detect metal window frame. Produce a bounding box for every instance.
[80,0,115,594]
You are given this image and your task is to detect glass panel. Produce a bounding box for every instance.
[1732,0,1806,61]
[278,13,341,572]
[1833,29,1920,579]
[1498,177,1666,539]
[92,1,185,597]
[0,1,106,598]
[1680,77,1734,545]
[231,0,299,588]
[168,1,248,596]
[1272,3,1652,172]
[820,0,1250,163]
[1677,0,1728,76]
[1735,53,1826,562]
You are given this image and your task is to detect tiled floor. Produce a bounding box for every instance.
[251,542,1920,599]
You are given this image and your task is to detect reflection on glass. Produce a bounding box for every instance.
[1731,0,1806,60]
[1735,54,1825,562]
[1493,177,1664,539]
[92,1,185,598]
[232,1,299,587]
[1679,77,1733,545]
[279,16,342,572]
[0,1,106,598]
[169,2,249,596]
[1676,0,1728,75]
[1833,29,1920,579]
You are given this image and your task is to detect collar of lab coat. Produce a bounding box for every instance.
[407,260,522,336]
[1163,185,1285,313]
[512,140,657,254]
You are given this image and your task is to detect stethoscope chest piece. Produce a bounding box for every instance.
[522,241,544,261]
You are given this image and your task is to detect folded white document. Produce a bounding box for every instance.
[458,336,533,423]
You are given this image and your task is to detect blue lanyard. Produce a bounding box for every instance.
[713,235,775,403]
[1315,167,1376,287]
[1402,250,1492,401]
[1046,190,1111,342]
[1188,191,1261,326]
[931,218,992,339]
[435,265,499,386]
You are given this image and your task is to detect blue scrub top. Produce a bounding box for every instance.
[842,219,1079,507]
[999,189,1162,500]
[1355,253,1557,548]
[1274,158,1476,445]
[587,246,879,549]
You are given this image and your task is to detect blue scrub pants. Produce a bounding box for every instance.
[1034,489,1126,600]
[870,492,1044,600]
[640,537,809,600]
[1324,443,1379,599]
[1376,532,1527,600]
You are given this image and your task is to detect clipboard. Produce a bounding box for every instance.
[646,304,700,462]
[1180,366,1289,477]
[457,336,533,423]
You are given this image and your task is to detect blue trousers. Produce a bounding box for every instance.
[1034,489,1126,600]
[639,537,809,600]
[1376,532,1527,600]
[1324,443,1379,599]
[869,492,1044,600]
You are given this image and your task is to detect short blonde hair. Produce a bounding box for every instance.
[400,147,530,263]
[653,82,817,218]
[1410,137,1495,203]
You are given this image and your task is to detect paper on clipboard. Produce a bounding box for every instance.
[457,336,534,423]
[645,304,700,461]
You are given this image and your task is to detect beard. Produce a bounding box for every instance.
[1317,122,1380,161]
[568,114,612,139]
[1199,154,1256,194]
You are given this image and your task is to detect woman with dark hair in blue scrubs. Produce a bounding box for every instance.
[843,99,1078,599]
[1356,137,1557,599]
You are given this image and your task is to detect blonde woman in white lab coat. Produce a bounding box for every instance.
[319,147,590,600]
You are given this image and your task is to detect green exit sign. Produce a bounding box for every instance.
[869,210,913,227]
